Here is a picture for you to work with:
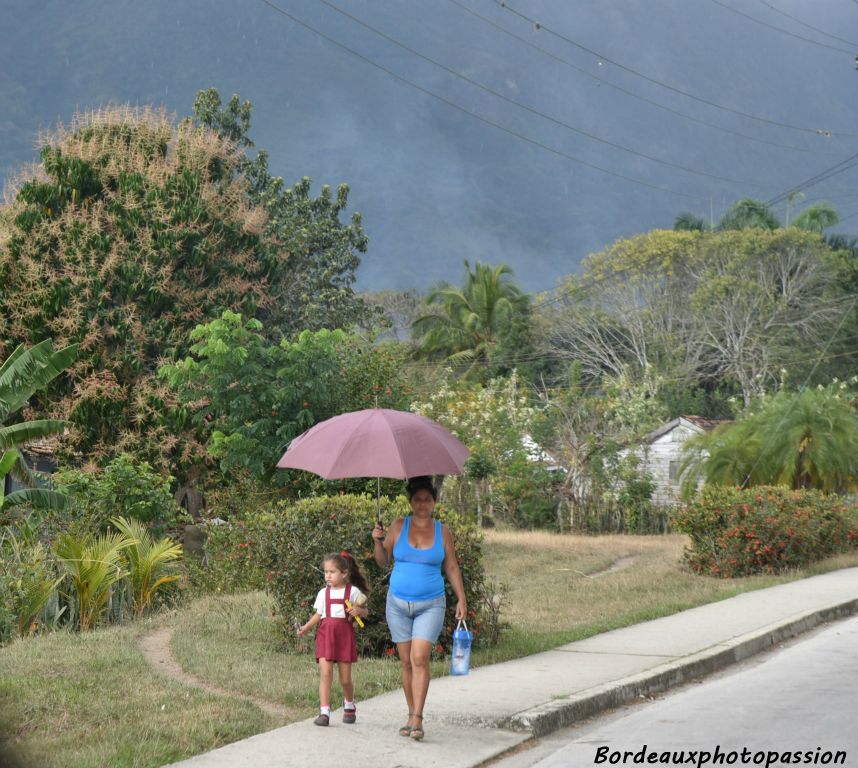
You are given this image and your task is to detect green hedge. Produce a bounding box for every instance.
[201,493,501,657]
[673,486,858,577]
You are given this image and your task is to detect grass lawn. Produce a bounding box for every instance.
[2,531,857,768]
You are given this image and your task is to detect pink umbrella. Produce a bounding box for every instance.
[277,408,470,479]
[276,408,470,519]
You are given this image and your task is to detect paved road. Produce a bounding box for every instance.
[491,615,858,768]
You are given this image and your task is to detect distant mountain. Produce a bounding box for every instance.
[2,0,857,291]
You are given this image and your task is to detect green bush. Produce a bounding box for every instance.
[51,454,188,538]
[184,516,270,595]
[238,494,501,657]
[673,486,858,577]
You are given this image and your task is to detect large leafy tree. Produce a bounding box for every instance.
[192,89,375,336]
[0,106,281,467]
[0,340,77,514]
[543,228,847,406]
[681,384,858,494]
[411,260,530,379]
[688,228,845,405]
[542,230,702,395]
[161,310,411,486]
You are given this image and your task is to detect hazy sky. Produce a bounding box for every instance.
[2,0,857,291]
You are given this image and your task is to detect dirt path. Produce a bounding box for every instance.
[556,555,638,578]
[138,627,294,719]
[591,554,637,577]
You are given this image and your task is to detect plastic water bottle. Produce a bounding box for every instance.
[450,620,473,676]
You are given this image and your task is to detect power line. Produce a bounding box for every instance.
[754,0,858,48]
[766,151,858,206]
[258,0,713,201]
[446,0,837,157]
[308,0,765,187]
[494,0,858,137]
[708,0,856,54]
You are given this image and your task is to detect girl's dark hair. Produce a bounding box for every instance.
[324,551,370,595]
[406,475,438,501]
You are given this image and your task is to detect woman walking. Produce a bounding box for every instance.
[372,476,467,741]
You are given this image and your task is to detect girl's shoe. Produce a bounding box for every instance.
[343,707,356,724]
[314,714,330,726]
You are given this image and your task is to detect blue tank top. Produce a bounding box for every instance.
[389,517,446,601]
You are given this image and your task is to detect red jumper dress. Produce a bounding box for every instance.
[315,584,358,663]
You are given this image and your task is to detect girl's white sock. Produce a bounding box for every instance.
[344,699,355,710]
[320,706,331,716]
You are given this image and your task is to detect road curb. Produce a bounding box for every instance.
[504,598,858,739]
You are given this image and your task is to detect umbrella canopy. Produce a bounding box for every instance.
[276,408,470,480]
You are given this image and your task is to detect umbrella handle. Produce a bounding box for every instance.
[377,476,382,523]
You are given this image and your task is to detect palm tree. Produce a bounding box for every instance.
[111,516,182,617]
[411,260,529,377]
[718,198,780,231]
[53,530,135,631]
[754,387,858,492]
[673,212,710,232]
[0,340,78,513]
[681,386,858,494]
[792,202,839,234]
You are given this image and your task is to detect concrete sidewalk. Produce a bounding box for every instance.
[167,568,858,768]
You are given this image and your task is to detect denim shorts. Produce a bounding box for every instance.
[385,591,446,644]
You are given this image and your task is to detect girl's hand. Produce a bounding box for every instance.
[372,522,385,542]
[455,600,467,621]
[297,624,308,637]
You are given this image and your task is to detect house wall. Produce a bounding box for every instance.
[640,424,699,505]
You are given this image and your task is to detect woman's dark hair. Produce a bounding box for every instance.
[406,475,437,501]
[324,551,370,595]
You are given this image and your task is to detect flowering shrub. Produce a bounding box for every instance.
[240,494,501,657]
[673,486,858,577]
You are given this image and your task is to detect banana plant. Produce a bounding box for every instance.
[111,516,183,617]
[0,339,78,514]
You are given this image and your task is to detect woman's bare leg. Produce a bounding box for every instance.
[396,641,414,718]
[407,639,433,725]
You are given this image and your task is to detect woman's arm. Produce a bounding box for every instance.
[442,524,467,621]
[372,518,402,568]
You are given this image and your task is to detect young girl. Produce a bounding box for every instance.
[298,551,369,726]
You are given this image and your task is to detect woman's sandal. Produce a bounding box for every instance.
[398,713,416,737]
[409,714,424,741]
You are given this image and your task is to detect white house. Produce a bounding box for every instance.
[635,416,726,505]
